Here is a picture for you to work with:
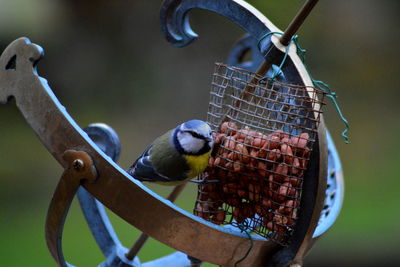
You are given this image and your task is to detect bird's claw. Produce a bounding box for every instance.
[189,179,219,184]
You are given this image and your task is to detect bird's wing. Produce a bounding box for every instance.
[127,144,173,183]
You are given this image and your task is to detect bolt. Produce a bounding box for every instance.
[72,159,84,171]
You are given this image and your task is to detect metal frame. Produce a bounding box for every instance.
[0,0,344,266]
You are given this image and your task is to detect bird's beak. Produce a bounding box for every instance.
[207,138,214,149]
[206,137,214,143]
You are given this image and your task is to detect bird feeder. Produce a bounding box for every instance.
[0,0,344,266]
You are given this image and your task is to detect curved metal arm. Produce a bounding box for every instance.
[160,0,278,47]
[160,0,311,86]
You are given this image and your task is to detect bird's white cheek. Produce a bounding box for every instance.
[178,132,204,153]
[185,138,204,153]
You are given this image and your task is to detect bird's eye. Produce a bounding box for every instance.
[187,131,204,139]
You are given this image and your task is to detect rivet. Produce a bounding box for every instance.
[72,159,84,170]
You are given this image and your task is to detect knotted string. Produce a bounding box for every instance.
[257,32,350,143]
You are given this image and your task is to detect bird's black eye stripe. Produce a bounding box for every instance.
[184,130,205,140]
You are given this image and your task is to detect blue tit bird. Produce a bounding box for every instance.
[127,120,214,185]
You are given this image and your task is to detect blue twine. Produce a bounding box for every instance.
[257,32,350,143]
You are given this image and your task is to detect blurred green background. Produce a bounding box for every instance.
[0,0,399,266]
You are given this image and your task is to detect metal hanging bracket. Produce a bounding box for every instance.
[45,150,98,267]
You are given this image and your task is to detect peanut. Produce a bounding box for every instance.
[274,164,289,182]
[248,191,255,201]
[195,203,210,220]
[255,204,267,216]
[242,203,255,218]
[220,121,238,135]
[223,183,239,194]
[233,161,241,172]
[214,133,226,145]
[213,157,221,167]
[281,144,294,164]
[243,136,254,146]
[265,221,274,231]
[257,161,268,177]
[267,149,281,161]
[235,143,250,163]
[299,133,310,148]
[300,158,309,169]
[208,191,219,201]
[285,177,302,187]
[271,130,288,139]
[281,137,290,144]
[208,156,215,168]
[238,189,248,198]
[227,151,236,161]
[291,157,301,175]
[198,193,209,201]
[264,135,280,150]
[224,161,233,170]
[233,207,246,223]
[214,210,226,224]
[289,136,300,147]
[278,200,299,216]
[251,138,263,148]
[201,184,215,193]
[274,214,288,226]
[258,148,267,159]
[262,197,272,209]
[250,148,259,159]
[236,129,251,140]
[223,137,236,150]
[225,197,240,207]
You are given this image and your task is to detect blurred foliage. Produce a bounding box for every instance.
[0,0,399,266]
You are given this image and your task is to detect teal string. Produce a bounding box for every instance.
[233,222,254,267]
[292,36,350,143]
[257,31,350,143]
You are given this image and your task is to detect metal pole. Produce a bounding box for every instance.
[280,0,319,46]
[255,0,319,77]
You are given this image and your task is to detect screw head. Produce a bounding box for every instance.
[72,159,84,170]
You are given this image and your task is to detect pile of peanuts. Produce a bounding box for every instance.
[195,121,311,237]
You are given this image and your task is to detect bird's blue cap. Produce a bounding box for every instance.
[182,119,208,129]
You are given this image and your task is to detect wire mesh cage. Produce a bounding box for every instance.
[194,63,326,245]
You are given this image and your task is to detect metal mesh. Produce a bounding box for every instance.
[194,63,325,245]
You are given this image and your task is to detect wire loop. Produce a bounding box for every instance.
[257,32,350,143]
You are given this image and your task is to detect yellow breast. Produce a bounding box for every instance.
[184,151,211,179]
